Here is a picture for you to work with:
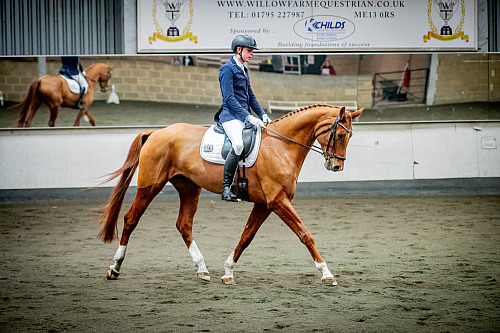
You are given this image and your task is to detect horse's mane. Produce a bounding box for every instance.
[271,104,339,124]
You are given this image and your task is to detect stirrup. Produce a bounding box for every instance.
[221,186,238,202]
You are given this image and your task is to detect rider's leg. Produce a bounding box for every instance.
[221,119,244,202]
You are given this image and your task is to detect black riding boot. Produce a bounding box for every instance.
[221,148,240,202]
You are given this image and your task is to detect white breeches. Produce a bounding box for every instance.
[222,119,245,155]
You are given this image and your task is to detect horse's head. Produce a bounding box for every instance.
[314,106,363,172]
[98,65,113,92]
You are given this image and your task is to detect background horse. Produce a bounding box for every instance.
[98,105,363,285]
[17,63,112,127]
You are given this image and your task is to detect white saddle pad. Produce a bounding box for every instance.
[200,125,261,167]
[60,74,89,94]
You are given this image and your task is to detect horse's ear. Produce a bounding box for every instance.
[339,106,346,121]
[109,64,115,71]
[350,108,364,119]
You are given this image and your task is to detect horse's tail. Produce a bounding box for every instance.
[16,79,41,127]
[98,130,155,243]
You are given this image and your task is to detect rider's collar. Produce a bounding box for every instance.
[232,55,246,71]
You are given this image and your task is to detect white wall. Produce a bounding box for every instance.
[1,122,499,190]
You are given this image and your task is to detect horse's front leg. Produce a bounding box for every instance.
[74,107,86,126]
[270,192,337,285]
[84,108,96,126]
[222,203,271,284]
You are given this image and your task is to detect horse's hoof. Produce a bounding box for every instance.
[322,276,337,286]
[106,268,119,280]
[221,276,235,285]
[197,272,211,282]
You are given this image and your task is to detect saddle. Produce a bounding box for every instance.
[59,74,88,109]
[200,123,262,201]
[215,122,258,161]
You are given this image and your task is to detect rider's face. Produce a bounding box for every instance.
[238,47,254,62]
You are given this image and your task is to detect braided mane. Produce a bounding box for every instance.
[271,104,338,123]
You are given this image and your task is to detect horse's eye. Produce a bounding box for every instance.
[337,133,345,139]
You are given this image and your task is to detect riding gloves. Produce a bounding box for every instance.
[246,115,265,128]
[262,114,272,124]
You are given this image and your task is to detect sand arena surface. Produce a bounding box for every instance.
[0,195,499,332]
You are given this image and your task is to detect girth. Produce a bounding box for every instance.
[215,122,258,161]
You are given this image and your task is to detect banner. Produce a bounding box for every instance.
[138,0,477,53]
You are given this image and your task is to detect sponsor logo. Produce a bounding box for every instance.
[294,15,355,42]
[423,0,468,43]
[149,0,197,44]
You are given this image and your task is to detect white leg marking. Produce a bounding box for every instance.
[315,261,334,280]
[188,241,209,274]
[110,245,127,274]
[221,251,235,280]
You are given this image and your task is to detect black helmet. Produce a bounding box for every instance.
[231,35,258,52]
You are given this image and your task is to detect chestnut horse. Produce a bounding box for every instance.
[99,105,363,285]
[17,63,112,127]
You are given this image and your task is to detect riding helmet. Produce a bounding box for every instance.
[231,34,258,52]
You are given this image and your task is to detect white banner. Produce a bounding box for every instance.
[138,0,477,53]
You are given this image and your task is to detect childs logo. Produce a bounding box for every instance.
[294,15,355,42]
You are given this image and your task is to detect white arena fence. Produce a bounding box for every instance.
[0,121,499,190]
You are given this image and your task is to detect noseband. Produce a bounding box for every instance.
[314,115,352,161]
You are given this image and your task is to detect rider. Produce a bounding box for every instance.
[215,34,272,202]
[59,57,86,108]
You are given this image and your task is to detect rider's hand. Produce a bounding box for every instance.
[246,115,265,128]
[262,114,272,124]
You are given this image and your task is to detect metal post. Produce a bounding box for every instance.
[38,56,47,77]
[426,54,438,106]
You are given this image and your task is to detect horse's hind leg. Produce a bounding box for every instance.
[24,99,42,127]
[221,203,271,285]
[48,106,60,127]
[170,176,210,282]
[107,184,164,280]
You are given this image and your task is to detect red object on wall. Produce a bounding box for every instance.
[403,70,411,87]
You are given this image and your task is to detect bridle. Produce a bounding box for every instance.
[265,114,352,161]
[314,115,352,161]
[99,66,112,92]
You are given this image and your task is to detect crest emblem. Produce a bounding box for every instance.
[423,0,468,43]
[149,0,197,44]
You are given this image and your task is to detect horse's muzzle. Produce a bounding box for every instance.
[99,82,108,93]
[324,158,343,172]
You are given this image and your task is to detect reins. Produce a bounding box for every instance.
[265,128,324,155]
[265,115,352,161]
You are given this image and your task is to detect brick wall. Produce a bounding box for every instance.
[0,56,369,109]
[433,53,500,104]
[1,55,496,110]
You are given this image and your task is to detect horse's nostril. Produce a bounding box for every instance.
[333,165,342,172]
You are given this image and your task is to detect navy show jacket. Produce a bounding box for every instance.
[214,57,265,123]
[59,57,83,76]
